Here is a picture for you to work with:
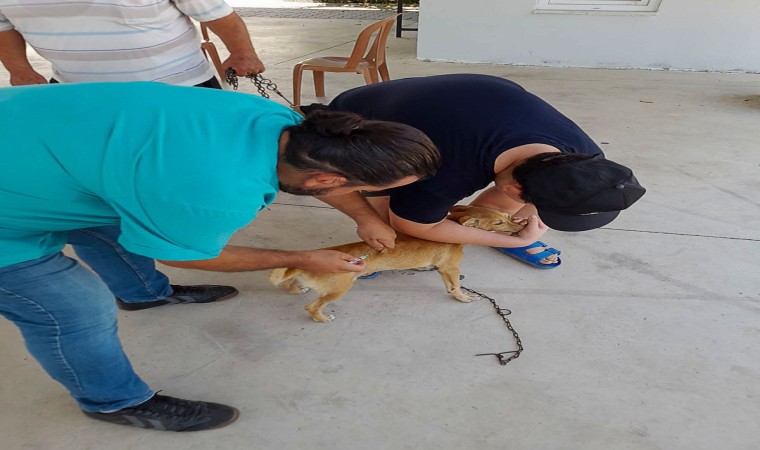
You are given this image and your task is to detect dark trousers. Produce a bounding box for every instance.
[49,76,222,89]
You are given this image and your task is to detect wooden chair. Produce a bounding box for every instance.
[292,14,400,106]
[200,23,226,82]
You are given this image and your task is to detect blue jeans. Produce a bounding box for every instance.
[0,253,154,412]
[67,226,172,302]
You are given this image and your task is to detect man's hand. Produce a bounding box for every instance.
[10,68,47,86]
[356,220,396,251]
[1,30,47,86]
[204,12,265,76]
[298,249,368,273]
[222,53,265,76]
[160,246,367,273]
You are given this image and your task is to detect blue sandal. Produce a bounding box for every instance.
[358,271,381,280]
[493,241,561,269]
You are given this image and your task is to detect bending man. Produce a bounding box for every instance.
[0,82,440,431]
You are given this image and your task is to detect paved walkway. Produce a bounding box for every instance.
[2,12,759,450]
[235,6,418,23]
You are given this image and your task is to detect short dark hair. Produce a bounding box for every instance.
[283,110,441,186]
[512,152,598,203]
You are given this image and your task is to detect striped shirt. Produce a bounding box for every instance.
[0,0,234,85]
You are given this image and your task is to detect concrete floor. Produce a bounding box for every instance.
[1,11,760,450]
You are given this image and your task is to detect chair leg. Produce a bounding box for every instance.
[292,64,304,106]
[362,68,379,85]
[201,42,225,82]
[313,71,326,97]
[378,63,390,82]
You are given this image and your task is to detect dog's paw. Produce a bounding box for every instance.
[285,286,310,295]
[312,313,335,323]
[452,290,478,303]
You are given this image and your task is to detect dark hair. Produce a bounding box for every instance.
[512,152,598,203]
[283,110,441,186]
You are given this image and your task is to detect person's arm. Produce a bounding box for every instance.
[316,192,396,250]
[390,210,548,248]
[159,245,367,273]
[0,29,47,85]
[203,11,265,75]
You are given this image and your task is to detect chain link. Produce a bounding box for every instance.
[224,68,294,107]
[461,285,524,366]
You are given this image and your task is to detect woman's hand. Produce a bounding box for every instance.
[514,215,548,243]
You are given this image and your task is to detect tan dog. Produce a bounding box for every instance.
[269,205,524,322]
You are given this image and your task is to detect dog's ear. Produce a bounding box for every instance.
[446,205,470,221]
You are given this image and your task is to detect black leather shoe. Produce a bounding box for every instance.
[116,285,239,311]
[83,393,239,431]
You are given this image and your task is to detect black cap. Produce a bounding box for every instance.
[522,154,646,232]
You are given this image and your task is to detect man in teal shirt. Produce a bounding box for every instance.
[0,82,440,431]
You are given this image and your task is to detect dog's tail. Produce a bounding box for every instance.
[269,267,300,286]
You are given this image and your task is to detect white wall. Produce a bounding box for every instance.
[417,0,760,72]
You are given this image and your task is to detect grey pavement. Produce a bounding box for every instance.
[236,6,417,21]
[1,11,759,450]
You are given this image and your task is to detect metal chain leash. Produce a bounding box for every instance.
[461,285,524,366]
[225,68,294,107]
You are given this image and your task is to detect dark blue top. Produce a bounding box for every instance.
[328,74,604,223]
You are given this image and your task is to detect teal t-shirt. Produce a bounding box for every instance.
[0,82,302,267]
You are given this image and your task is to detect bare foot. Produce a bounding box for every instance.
[525,244,560,265]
